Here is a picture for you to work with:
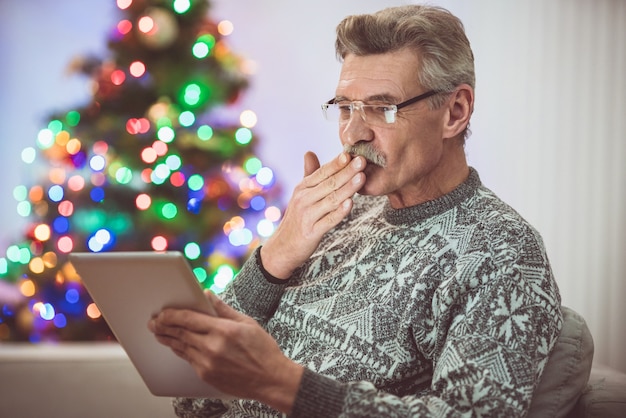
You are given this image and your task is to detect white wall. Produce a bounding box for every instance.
[1,0,624,372]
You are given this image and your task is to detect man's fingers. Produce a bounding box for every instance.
[151,309,210,334]
[153,328,203,364]
[302,153,365,195]
[302,152,349,187]
[303,151,320,177]
[206,291,247,322]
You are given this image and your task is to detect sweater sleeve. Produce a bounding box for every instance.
[291,245,562,417]
[220,246,289,325]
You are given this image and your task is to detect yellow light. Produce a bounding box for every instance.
[55,130,70,146]
[42,252,58,268]
[66,138,81,155]
[33,224,51,241]
[239,110,257,128]
[49,167,66,185]
[55,270,66,285]
[223,216,245,235]
[86,303,102,319]
[63,260,81,282]
[19,280,36,297]
[33,302,44,315]
[29,257,45,274]
[217,20,234,36]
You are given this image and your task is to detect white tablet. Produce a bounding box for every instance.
[69,251,231,398]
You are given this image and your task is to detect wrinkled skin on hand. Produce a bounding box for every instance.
[148,291,304,414]
[260,151,366,279]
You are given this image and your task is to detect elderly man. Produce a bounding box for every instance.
[149,5,562,417]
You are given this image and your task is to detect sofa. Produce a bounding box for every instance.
[0,307,624,418]
[528,307,626,417]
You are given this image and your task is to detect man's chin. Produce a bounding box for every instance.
[355,183,385,197]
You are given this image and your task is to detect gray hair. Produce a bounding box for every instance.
[335,5,475,112]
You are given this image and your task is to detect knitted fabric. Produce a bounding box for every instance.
[173,168,562,417]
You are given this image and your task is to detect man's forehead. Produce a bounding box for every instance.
[336,51,420,99]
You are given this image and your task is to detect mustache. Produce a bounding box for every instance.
[343,143,387,168]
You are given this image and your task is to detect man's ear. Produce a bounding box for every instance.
[442,84,474,139]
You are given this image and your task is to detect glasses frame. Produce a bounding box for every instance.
[322,90,439,125]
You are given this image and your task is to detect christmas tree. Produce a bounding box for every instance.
[0,0,283,342]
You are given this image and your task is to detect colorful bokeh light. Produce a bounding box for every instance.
[1,0,284,345]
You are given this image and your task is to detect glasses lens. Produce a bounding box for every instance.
[322,103,346,123]
[364,105,396,125]
[322,103,397,126]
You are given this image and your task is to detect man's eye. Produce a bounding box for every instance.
[337,104,352,116]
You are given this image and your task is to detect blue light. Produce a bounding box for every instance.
[90,187,105,202]
[53,216,70,234]
[65,288,80,304]
[87,228,116,252]
[48,185,64,202]
[71,151,87,168]
[54,313,67,328]
[250,195,266,211]
[39,303,55,320]
[187,197,201,214]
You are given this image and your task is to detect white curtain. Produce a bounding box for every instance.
[459,0,626,371]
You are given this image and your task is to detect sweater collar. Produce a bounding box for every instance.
[382,167,481,225]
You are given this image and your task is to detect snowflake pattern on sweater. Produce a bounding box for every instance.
[173,168,562,418]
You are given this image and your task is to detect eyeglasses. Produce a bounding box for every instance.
[321,90,438,126]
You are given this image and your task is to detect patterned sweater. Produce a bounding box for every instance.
[173,168,562,417]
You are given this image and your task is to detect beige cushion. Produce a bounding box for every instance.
[527,306,594,418]
[568,363,626,418]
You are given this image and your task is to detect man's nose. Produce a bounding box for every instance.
[342,110,374,146]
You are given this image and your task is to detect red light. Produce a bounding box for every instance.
[111,69,126,86]
[151,236,168,251]
[170,172,186,187]
[117,19,133,35]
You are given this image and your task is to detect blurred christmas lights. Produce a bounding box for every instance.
[1,0,282,343]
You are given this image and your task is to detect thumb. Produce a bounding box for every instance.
[205,290,246,321]
[303,151,320,177]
